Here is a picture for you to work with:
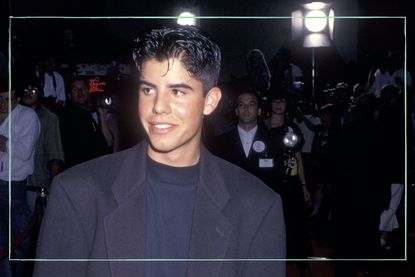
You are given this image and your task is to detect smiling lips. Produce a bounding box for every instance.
[149,122,178,134]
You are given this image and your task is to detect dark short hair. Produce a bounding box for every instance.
[67,76,87,94]
[0,75,9,92]
[269,90,291,102]
[132,25,221,93]
[231,78,260,102]
[237,89,260,103]
[0,75,17,94]
[69,76,87,86]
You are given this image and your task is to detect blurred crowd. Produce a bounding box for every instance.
[0,28,412,277]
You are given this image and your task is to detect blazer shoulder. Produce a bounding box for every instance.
[55,145,140,190]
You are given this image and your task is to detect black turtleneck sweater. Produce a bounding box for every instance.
[145,156,199,277]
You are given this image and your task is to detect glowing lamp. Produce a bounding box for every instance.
[292,2,334,48]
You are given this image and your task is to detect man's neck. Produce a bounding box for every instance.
[28,103,38,110]
[237,122,257,132]
[72,102,92,112]
[147,141,201,168]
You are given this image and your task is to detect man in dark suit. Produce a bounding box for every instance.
[33,25,285,277]
[213,87,277,190]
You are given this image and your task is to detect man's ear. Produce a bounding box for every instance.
[203,87,222,115]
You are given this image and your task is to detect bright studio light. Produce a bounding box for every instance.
[177,12,196,26]
[304,10,327,32]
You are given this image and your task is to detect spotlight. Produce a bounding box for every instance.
[304,10,327,32]
[291,2,335,97]
[291,2,334,48]
[177,11,197,26]
[176,7,200,26]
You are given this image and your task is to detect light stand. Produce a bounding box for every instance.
[312,47,315,97]
[291,2,334,99]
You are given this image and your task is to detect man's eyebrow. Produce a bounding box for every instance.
[138,80,156,88]
[169,83,194,91]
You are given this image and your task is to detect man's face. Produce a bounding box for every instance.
[138,58,221,165]
[70,80,89,106]
[45,58,56,73]
[0,90,17,114]
[271,98,287,115]
[21,86,40,107]
[235,93,260,125]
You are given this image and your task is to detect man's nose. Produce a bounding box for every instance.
[152,91,171,114]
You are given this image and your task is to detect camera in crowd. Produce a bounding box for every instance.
[88,77,114,110]
[94,93,113,109]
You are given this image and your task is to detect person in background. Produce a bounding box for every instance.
[20,81,65,213]
[42,57,66,111]
[0,76,40,277]
[59,77,112,169]
[265,91,313,277]
[213,81,277,190]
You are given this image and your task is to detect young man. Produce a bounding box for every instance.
[34,25,285,277]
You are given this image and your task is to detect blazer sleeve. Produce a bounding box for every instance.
[243,195,286,277]
[33,178,89,276]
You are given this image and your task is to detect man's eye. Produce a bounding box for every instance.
[141,87,154,95]
[172,89,185,97]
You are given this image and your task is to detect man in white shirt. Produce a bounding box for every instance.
[213,87,276,189]
[42,57,66,107]
[0,78,40,277]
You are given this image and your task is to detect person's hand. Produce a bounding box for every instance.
[302,184,311,202]
[0,135,8,152]
[97,106,108,118]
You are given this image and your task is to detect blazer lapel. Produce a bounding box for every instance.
[103,143,233,277]
[187,146,233,277]
[104,142,147,276]
[233,129,245,157]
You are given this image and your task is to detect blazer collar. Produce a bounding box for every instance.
[105,141,232,277]
[110,141,231,208]
[187,145,232,276]
[197,145,230,208]
[110,142,147,203]
[104,141,147,276]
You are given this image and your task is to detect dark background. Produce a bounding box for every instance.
[0,0,413,266]
[0,0,411,163]
[0,0,411,85]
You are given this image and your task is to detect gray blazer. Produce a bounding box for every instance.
[33,141,285,277]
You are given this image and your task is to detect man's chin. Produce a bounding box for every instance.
[147,139,174,154]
